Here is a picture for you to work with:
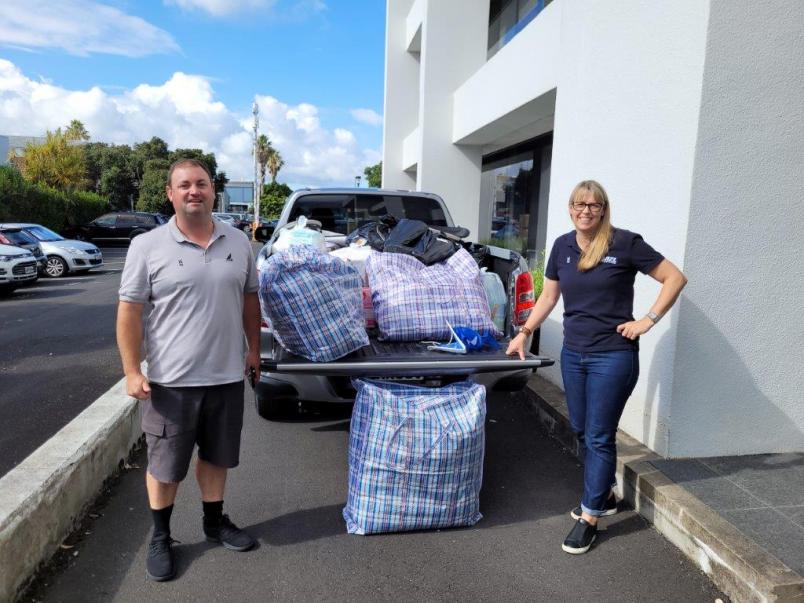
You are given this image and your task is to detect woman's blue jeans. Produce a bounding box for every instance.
[561,347,639,517]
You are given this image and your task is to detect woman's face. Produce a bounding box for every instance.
[569,190,605,235]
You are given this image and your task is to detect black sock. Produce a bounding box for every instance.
[151,504,174,541]
[203,500,223,524]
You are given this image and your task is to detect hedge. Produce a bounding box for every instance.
[0,166,109,232]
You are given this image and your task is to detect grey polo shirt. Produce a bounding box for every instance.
[119,216,259,387]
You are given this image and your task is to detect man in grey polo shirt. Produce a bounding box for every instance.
[117,158,261,582]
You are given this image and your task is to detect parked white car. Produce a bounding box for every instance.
[0,243,37,294]
[0,223,104,278]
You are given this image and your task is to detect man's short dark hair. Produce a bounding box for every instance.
[167,158,213,187]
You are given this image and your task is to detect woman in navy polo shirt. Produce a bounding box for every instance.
[507,180,687,554]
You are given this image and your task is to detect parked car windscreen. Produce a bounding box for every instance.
[24,225,65,242]
[287,194,449,235]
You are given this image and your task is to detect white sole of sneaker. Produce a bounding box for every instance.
[570,506,618,521]
[561,534,596,555]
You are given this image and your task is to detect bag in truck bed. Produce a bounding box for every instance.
[343,378,486,535]
[259,245,369,362]
[366,247,501,342]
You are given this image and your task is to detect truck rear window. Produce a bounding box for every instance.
[288,194,449,235]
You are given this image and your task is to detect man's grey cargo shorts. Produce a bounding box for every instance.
[142,381,245,483]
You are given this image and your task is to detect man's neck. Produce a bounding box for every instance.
[175,215,214,248]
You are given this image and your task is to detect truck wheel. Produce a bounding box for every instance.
[255,394,296,420]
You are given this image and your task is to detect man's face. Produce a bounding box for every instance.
[166,165,215,219]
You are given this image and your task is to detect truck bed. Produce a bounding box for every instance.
[262,337,553,377]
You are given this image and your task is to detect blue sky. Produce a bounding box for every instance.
[0,0,386,186]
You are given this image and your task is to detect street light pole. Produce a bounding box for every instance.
[355,175,361,188]
[252,100,260,241]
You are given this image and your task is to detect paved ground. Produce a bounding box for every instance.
[24,392,723,602]
[0,247,127,476]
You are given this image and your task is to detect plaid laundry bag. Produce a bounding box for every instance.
[259,246,369,362]
[366,247,501,342]
[343,379,486,535]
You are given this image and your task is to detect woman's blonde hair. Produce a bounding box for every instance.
[570,180,613,271]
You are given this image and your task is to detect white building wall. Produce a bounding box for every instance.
[669,0,804,456]
[384,0,804,457]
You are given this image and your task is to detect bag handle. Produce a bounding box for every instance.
[383,416,455,470]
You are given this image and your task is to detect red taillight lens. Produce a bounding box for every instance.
[514,272,535,325]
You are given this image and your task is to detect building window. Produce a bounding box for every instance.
[480,135,552,266]
[488,0,553,58]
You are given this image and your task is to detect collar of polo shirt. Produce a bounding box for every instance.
[167,215,226,245]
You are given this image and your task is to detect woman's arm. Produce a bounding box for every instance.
[505,277,561,360]
[617,259,688,340]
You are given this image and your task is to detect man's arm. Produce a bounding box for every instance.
[243,292,261,382]
[116,300,151,399]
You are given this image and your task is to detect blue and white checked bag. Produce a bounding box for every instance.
[366,247,501,342]
[259,245,369,362]
[343,379,486,535]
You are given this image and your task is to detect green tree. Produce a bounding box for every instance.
[131,137,169,187]
[169,148,219,184]
[267,146,284,184]
[363,161,382,188]
[136,158,171,214]
[20,127,88,191]
[260,181,292,220]
[65,119,90,142]
[255,134,271,193]
[83,142,136,210]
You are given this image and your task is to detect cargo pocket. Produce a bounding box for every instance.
[141,416,166,438]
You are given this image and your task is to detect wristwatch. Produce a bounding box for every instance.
[646,311,660,325]
[519,325,533,336]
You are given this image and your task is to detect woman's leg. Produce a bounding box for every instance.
[580,350,639,517]
[560,348,588,463]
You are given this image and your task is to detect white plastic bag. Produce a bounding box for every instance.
[480,268,507,334]
[273,216,327,252]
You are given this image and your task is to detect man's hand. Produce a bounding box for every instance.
[245,350,260,387]
[505,332,528,361]
[616,317,653,340]
[126,372,151,400]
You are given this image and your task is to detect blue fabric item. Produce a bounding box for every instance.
[259,246,369,362]
[343,379,486,535]
[367,247,501,342]
[452,326,500,351]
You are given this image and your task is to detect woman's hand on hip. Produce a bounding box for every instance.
[506,332,528,360]
[616,317,653,340]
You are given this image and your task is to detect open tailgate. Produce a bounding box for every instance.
[262,339,554,377]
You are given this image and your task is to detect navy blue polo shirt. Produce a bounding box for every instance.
[545,228,664,352]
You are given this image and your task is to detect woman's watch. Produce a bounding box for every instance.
[646,311,660,325]
[519,325,533,336]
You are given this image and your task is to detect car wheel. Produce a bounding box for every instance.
[129,229,146,241]
[255,393,297,420]
[45,255,68,278]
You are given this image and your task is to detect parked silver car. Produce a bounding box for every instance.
[0,243,37,294]
[0,223,104,278]
[0,227,47,274]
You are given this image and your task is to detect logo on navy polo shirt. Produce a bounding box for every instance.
[566,256,571,264]
[602,256,618,265]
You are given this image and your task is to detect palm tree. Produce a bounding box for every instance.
[256,134,271,193]
[267,147,284,183]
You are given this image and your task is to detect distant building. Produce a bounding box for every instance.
[220,181,254,213]
[0,135,46,166]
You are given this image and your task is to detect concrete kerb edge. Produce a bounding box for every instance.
[0,376,142,602]
[524,374,804,603]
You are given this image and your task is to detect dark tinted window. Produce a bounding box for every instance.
[0,229,37,245]
[137,214,156,226]
[117,215,137,226]
[288,194,448,235]
[94,214,116,226]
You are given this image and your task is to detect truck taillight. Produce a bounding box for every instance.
[514,272,535,325]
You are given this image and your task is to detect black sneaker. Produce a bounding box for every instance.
[570,493,618,521]
[562,518,597,554]
[204,514,255,551]
[146,536,177,582]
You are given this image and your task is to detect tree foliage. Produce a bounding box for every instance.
[136,159,172,214]
[363,161,382,188]
[19,126,88,191]
[260,181,292,220]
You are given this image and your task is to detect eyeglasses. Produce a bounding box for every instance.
[571,202,604,214]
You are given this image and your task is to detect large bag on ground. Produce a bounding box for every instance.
[366,247,501,341]
[343,379,486,535]
[259,246,369,362]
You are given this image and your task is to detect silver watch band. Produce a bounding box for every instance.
[646,311,660,324]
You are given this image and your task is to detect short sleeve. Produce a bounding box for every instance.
[244,240,258,293]
[545,237,561,280]
[118,237,151,303]
[630,234,664,274]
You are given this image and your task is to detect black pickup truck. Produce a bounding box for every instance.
[254,188,553,419]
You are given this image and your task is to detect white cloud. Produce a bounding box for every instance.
[0,0,179,57]
[164,0,273,17]
[0,59,379,187]
[350,108,383,127]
